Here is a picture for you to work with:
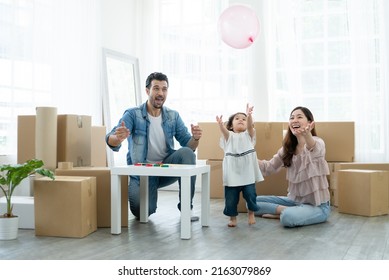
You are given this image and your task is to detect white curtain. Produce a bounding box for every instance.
[265,0,389,162]
[0,0,101,159]
[348,0,389,162]
[265,0,303,117]
[49,0,101,119]
[136,0,253,126]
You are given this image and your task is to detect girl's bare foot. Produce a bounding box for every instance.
[248,211,256,225]
[261,213,280,219]
[228,216,237,227]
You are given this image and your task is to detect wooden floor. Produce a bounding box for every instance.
[1,190,389,260]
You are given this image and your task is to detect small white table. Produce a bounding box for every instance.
[110,164,211,239]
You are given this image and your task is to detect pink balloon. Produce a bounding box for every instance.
[217,4,260,49]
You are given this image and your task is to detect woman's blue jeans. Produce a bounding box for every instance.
[128,147,196,218]
[223,183,259,217]
[254,195,331,227]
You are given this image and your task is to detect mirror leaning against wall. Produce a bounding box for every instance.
[102,48,141,167]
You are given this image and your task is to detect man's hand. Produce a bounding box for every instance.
[114,121,130,143]
[191,124,202,141]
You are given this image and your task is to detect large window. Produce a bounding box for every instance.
[0,0,101,160]
[0,0,49,156]
[138,0,389,161]
[266,0,389,161]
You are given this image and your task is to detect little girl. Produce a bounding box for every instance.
[216,104,264,227]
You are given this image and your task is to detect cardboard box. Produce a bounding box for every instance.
[207,160,224,198]
[55,166,128,227]
[197,123,225,160]
[17,114,95,168]
[17,115,36,164]
[199,121,350,212]
[34,176,97,238]
[283,122,354,162]
[91,126,108,167]
[315,122,354,162]
[57,115,91,167]
[0,196,35,229]
[255,122,285,160]
[329,162,389,189]
[198,122,284,161]
[199,121,354,162]
[328,162,389,207]
[338,169,388,217]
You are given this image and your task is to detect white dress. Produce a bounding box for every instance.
[220,130,264,187]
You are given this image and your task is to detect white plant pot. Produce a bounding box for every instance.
[0,216,19,240]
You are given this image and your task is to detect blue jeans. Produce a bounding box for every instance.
[223,183,259,217]
[254,195,331,227]
[128,147,196,218]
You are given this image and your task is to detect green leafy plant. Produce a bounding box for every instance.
[0,159,55,218]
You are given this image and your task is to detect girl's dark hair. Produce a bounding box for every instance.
[281,106,317,167]
[226,112,247,131]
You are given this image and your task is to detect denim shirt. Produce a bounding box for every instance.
[105,102,192,165]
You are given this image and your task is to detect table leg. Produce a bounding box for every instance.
[201,171,210,227]
[180,175,191,239]
[139,176,149,223]
[111,174,121,234]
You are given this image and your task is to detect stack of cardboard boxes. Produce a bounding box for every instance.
[0,113,128,238]
[197,121,388,217]
[3,116,388,238]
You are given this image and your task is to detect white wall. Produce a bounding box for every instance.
[101,0,141,58]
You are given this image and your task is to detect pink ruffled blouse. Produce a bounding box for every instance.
[258,136,330,206]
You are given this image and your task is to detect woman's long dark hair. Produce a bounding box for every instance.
[281,106,317,167]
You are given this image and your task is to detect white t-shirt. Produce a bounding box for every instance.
[219,130,264,187]
[146,114,168,162]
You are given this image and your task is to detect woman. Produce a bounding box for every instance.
[255,106,331,227]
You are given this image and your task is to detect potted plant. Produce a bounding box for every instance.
[0,159,55,240]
